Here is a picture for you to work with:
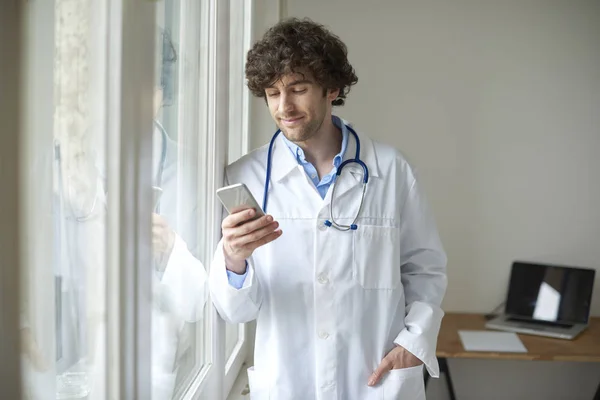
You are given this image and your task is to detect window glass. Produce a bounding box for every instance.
[152,1,209,399]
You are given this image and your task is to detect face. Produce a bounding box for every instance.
[265,71,339,143]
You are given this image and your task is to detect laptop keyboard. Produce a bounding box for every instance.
[506,317,574,330]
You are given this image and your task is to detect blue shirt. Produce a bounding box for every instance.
[226,116,349,288]
[280,116,349,199]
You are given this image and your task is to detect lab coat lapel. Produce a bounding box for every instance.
[269,132,299,183]
[266,132,322,215]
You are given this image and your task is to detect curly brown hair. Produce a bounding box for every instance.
[245,18,358,106]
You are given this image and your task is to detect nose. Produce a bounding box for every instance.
[277,92,294,115]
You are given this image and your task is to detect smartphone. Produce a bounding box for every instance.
[216,183,265,221]
[152,186,163,209]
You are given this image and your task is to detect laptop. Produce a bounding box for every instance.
[485,261,595,340]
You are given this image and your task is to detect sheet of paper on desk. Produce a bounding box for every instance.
[458,330,528,353]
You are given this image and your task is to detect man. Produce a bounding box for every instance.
[209,18,447,400]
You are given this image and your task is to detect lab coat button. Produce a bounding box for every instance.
[317,274,329,284]
[318,331,329,339]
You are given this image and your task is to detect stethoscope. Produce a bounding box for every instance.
[154,120,169,188]
[263,123,369,231]
[153,119,169,213]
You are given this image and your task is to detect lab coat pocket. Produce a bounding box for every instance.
[247,367,270,400]
[383,365,425,400]
[353,226,400,289]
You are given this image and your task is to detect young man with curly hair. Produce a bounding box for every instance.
[210,18,447,400]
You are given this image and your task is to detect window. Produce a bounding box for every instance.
[8,0,252,398]
[152,0,210,398]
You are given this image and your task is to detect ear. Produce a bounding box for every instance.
[327,88,340,103]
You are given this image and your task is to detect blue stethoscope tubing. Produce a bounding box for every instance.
[263,124,369,231]
[154,120,169,213]
[154,119,169,189]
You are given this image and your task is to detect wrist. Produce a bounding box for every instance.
[224,252,247,274]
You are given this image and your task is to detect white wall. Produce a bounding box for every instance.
[248,0,600,399]
[248,0,283,151]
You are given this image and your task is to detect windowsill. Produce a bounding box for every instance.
[226,363,250,400]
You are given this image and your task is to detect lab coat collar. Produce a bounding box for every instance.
[270,133,302,183]
[339,118,381,179]
[269,118,381,183]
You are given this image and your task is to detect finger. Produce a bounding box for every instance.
[230,221,279,249]
[368,358,393,386]
[236,214,275,237]
[224,215,274,241]
[222,208,258,229]
[246,228,282,252]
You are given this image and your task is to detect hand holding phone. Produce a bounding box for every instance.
[216,183,282,273]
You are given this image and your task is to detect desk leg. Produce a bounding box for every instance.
[439,358,457,400]
[424,358,457,400]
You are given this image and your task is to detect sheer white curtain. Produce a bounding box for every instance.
[19,0,109,399]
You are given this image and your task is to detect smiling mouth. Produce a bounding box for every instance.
[281,116,303,126]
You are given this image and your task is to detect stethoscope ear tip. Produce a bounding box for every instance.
[350,224,358,230]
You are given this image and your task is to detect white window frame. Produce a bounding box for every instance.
[177,0,243,398]
[105,0,156,397]
[223,0,253,397]
[202,0,231,398]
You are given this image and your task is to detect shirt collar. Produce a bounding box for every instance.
[280,115,349,169]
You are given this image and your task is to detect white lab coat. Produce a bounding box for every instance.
[210,120,447,400]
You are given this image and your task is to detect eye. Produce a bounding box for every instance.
[293,88,307,94]
[266,91,279,98]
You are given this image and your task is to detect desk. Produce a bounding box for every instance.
[426,313,600,399]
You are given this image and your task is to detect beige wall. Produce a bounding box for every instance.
[278,0,600,314]
[247,0,600,399]
[248,0,283,151]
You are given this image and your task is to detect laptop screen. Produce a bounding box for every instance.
[505,262,595,324]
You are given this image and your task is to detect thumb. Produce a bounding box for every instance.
[368,357,392,386]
